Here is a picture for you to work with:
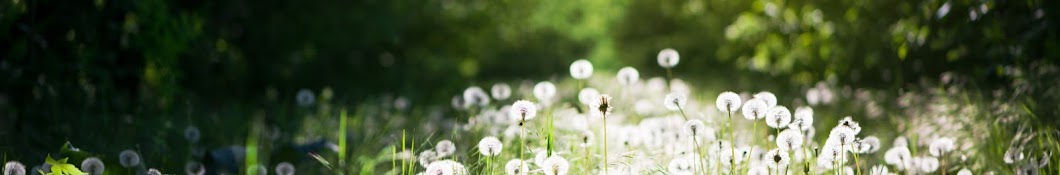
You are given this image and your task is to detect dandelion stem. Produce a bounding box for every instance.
[603,116,609,175]
[853,151,861,175]
[728,110,736,175]
[748,121,758,171]
[519,123,526,173]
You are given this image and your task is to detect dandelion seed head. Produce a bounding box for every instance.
[542,156,569,175]
[829,127,856,145]
[777,129,804,151]
[491,83,512,100]
[746,166,768,175]
[667,158,693,175]
[957,168,972,175]
[578,88,600,106]
[464,86,491,107]
[915,156,939,173]
[185,161,205,175]
[741,99,768,120]
[419,150,438,168]
[184,125,201,143]
[435,140,456,157]
[579,129,594,148]
[716,91,742,114]
[855,136,882,154]
[929,137,956,157]
[4,161,25,175]
[885,146,913,170]
[451,95,467,110]
[505,159,529,175]
[295,88,315,107]
[663,93,688,111]
[589,94,613,118]
[425,160,467,175]
[477,136,503,157]
[147,168,162,175]
[533,81,556,103]
[754,91,777,108]
[838,116,862,134]
[657,48,680,68]
[791,106,814,130]
[80,157,104,175]
[617,67,640,86]
[569,59,594,80]
[509,100,538,123]
[764,149,790,170]
[274,162,294,175]
[118,150,141,168]
[1004,147,1024,164]
[870,165,889,175]
[766,106,792,128]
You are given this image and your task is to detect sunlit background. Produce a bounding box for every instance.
[1,0,1058,174]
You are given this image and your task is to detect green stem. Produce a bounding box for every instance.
[728,110,736,175]
[603,117,609,175]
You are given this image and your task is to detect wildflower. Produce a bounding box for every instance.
[542,156,569,175]
[715,91,742,114]
[451,95,467,110]
[616,67,640,86]
[667,158,693,175]
[4,161,25,175]
[578,88,600,106]
[657,48,680,68]
[957,168,972,175]
[837,116,862,134]
[929,137,956,157]
[185,161,205,175]
[753,91,777,108]
[746,166,768,175]
[829,126,857,145]
[869,165,889,175]
[534,149,549,167]
[505,159,529,175]
[790,106,814,130]
[776,129,804,151]
[478,136,503,156]
[491,83,512,100]
[426,160,468,175]
[435,140,458,159]
[295,88,315,107]
[683,120,707,142]
[764,149,790,170]
[884,147,912,170]
[80,157,104,175]
[118,150,141,168]
[569,59,594,80]
[509,100,538,125]
[533,81,557,103]
[419,150,438,168]
[184,125,201,143]
[741,99,768,120]
[852,136,881,154]
[463,86,491,107]
[589,94,613,118]
[274,162,294,175]
[579,129,594,148]
[766,106,792,129]
[915,156,939,173]
[817,144,845,169]
[663,92,688,111]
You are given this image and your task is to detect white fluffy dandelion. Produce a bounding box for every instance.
[504,159,529,175]
[853,136,882,154]
[464,86,491,107]
[667,158,693,175]
[569,59,594,80]
[509,100,538,125]
[533,81,557,104]
[617,67,640,86]
[885,146,913,170]
[578,88,600,106]
[491,83,512,100]
[663,92,688,111]
[766,106,792,129]
[790,106,814,130]
[5,161,25,175]
[746,166,768,175]
[579,129,594,148]
[764,149,790,170]
[419,150,438,168]
[916,156,940,173]
[716,92,742,114]
[657,48,680,68]
[274,162,295,175]
[1004,147,1024,164]
[776,129,804,151]
[185,161,205,175]
[837,116,862,134]
[754,91,777,108]
[80,157,104,175]
[435,140,457,158]
[542,156,569,175]
[425,160,468,175]
[829,127,857,145]
[477,136,503,156]
[589,94,613,118]
[118,150,141,168]
[957,168,972,175]
[929,137,956,157]
[741,99,768,120]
